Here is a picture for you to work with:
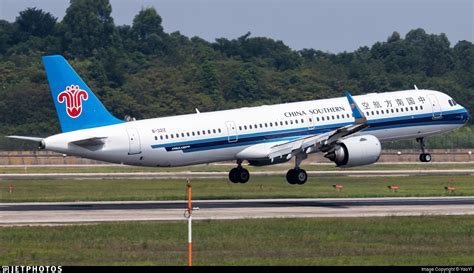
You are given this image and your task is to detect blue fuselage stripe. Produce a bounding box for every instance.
[151,109,468,153]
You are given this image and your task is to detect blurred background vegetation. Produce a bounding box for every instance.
[0,0,473,150]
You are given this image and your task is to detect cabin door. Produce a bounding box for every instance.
[126,128,142,155]
[225,121,238,143]
[427,94,442,120]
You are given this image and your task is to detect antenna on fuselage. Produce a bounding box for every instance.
[195,108,200,114]
[414,85,419,90]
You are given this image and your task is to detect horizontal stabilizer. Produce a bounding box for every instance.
[6,135,43,142]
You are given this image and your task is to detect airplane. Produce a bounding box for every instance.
[7,55,470,184]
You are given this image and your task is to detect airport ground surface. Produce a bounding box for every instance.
[0,163,473,265]
[0,197,473,225]
[0,216,473,265]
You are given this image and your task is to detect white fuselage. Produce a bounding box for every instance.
[43,89,469,167]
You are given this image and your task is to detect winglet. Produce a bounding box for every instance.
[345,91,367,124]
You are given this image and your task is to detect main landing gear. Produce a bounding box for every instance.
[417,137,432,162]
[286,153,308,185]
[228,160,250,183]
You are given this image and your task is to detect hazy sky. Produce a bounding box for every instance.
[1,0,472,53]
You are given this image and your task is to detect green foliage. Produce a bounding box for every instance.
[14,7,57,41]
[0,0,473,150]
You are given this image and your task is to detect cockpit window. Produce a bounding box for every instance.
[449,100,453,106]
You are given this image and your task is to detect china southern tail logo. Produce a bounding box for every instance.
[57,85,88,118]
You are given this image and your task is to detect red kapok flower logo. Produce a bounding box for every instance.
[57,85,88,118]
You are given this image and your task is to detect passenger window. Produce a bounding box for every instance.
[376,111,379,115]
[405,107,409,111]
[160,136,163,140]
[202,130,206,135]
[218,129,222,133]
[213,129,216,134]
[301,119,304,123]
[197,131,200,135]
[285,121,288,125]
[170,134,174,139]
[295,119,298,124]
[290,120,293,124]
[154,136,157,140]
[321,117,325,121]
[192,132,195,136]
[165,135,169,139]
[265,123,268,127]
[415,106,418,111]
[176,133,179,138]
[249,125,252,129]
[381,110,384,114]
[239,126,242,131]
[420,106,423,110]
[317,117,320,121]
[244,126,247,130]
[371,111,374,115]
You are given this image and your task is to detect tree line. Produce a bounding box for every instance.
[0,0,473,149]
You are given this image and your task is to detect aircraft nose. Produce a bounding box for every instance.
[462,107,470,123]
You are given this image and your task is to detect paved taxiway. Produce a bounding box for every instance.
[0,197,473,226]
[2,169,474,180]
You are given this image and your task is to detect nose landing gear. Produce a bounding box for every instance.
[417,137,432,162]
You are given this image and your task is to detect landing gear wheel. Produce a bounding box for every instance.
[286,169,307,185]
[417,138,432,163]
[228,167,250,183]
[286,169,297,185]
[419,153,432,162]
[237,168,250,183]
[229,168,240,183]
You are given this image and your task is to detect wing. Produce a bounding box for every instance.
[268,91,368,161]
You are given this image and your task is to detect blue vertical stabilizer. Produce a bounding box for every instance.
[42,55,124,132]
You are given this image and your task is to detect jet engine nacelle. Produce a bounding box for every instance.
[324,135,381,168]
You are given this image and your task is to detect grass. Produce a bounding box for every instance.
[0,216,473,265]
[1,162,473,174]
[0,175,473,202]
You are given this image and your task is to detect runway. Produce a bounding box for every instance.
[0,197,473,226]
[2,169,474,179]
